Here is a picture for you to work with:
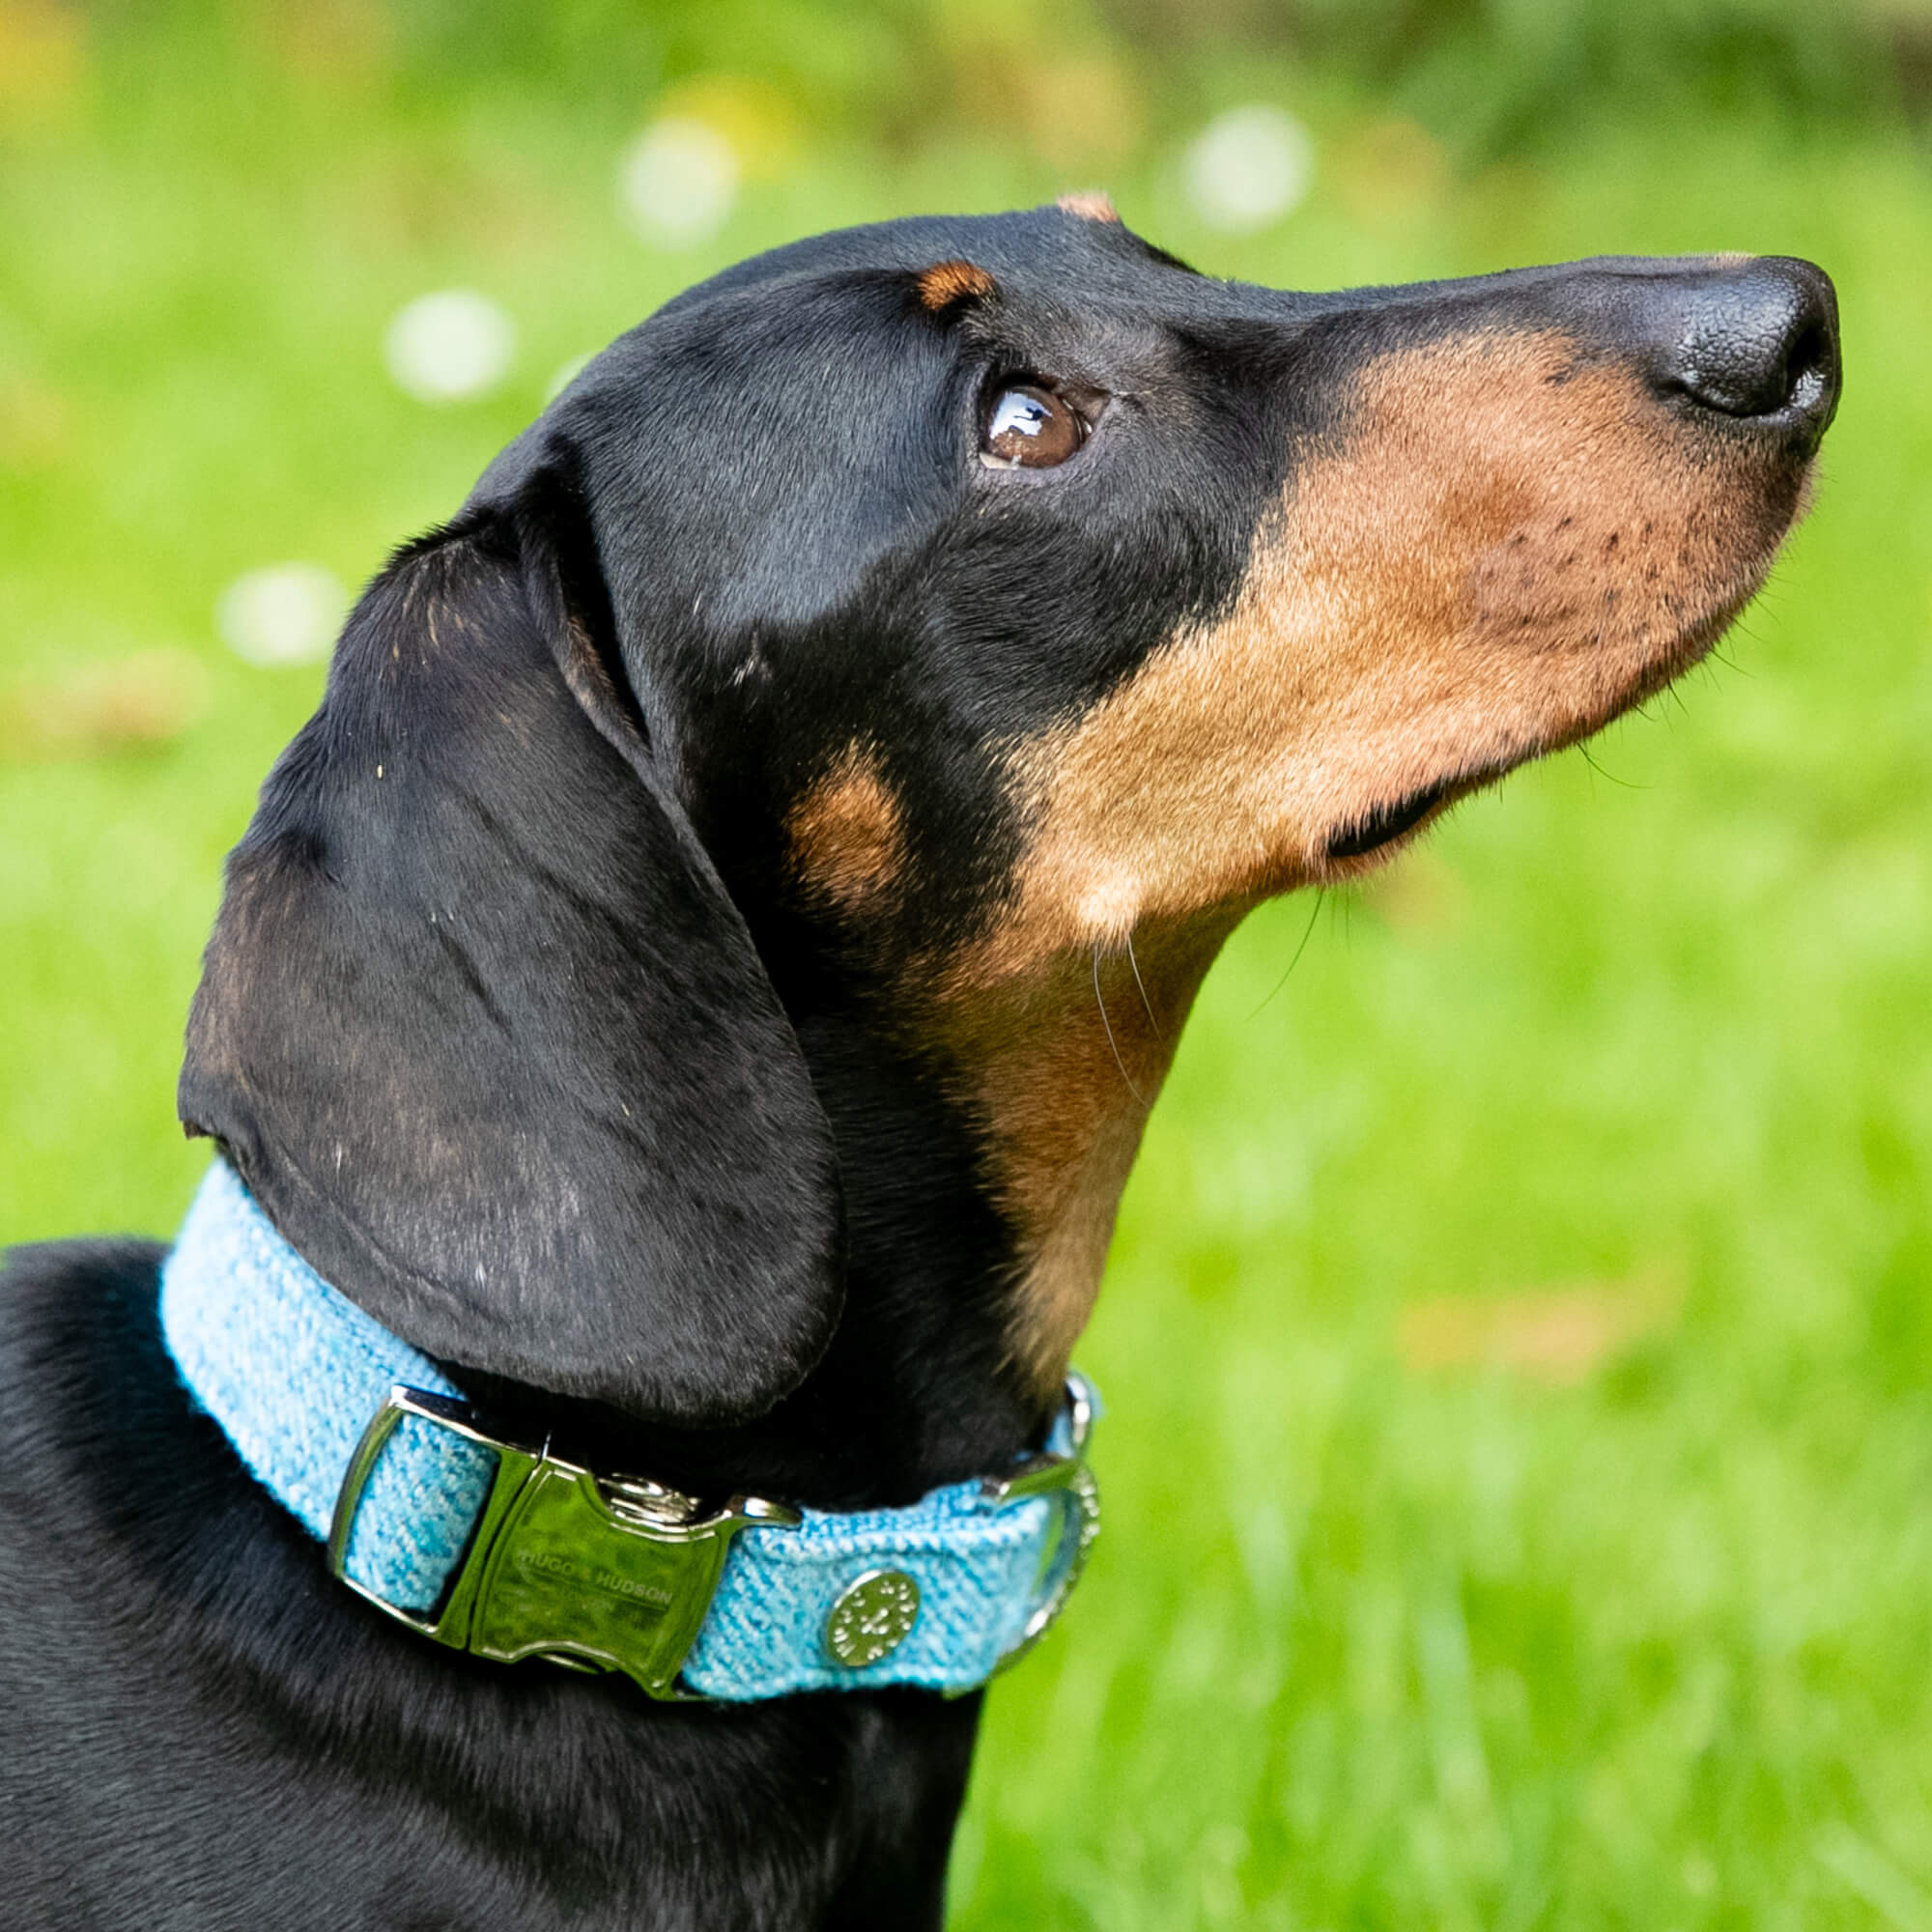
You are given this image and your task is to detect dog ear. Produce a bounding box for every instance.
[179,461,844,1427]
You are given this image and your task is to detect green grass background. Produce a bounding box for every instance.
[4,5,1931,1924]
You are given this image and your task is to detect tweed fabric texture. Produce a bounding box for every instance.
[682,1481,1054,1696]
[160,1159,496,1607]
[158,1159,1084,1698]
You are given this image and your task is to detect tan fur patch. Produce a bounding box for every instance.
[937,327,1804,1386]
[788,745,904,910]
[964,331,1796,985]
[915,260,997,312]
[927,906,1240,1388]
[1056,190,1120,223]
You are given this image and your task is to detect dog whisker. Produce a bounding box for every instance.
[1124,930,1164,1043]
[1576,742,1647,790]
[1249,887,1325,1019]
[1093,942,1151,1108]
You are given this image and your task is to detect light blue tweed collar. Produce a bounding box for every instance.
[159,1159,1097,1702]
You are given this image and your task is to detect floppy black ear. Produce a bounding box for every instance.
[180,461,844,1426]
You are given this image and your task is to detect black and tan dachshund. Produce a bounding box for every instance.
[0,200,1838,1927]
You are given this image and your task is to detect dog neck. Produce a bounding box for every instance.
[916,902,1245,1394]
[683,900,1240,1509]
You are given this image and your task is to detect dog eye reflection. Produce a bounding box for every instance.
[981,384,1085,469]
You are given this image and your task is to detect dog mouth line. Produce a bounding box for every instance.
[1323,776,1465,860]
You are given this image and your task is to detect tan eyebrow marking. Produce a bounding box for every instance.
[1055,190,1120,223]
[915,260,998,312]
[787,743,905,911]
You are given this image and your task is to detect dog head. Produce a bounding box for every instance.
[182,203,1838,1427]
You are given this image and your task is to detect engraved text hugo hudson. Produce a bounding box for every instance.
[512,1547,676,1609]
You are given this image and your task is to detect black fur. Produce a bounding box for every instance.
[0,206,1838,1927]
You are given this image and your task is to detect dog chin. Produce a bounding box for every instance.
[1319,564,1776,871]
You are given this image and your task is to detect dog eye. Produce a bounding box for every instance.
[981,384,1086,469]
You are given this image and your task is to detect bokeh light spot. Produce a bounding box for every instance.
[383,290,517,405]
[617,116,739,249]
[216,563,347,668]
[1183,104,1314,235]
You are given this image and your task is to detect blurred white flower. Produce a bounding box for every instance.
[383,290,517,405]
[215,562,346,668]
[1183,105,1314,235]
[617,117,738,249]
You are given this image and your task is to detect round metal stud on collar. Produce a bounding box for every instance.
[825,1568,923,1667]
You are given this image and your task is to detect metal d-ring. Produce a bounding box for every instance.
[994,1461,1101,1675]
[977,1370,1102,1676]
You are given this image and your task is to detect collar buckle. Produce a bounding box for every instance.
[327,1385,799,1700]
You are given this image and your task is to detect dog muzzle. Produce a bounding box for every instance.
[158,1159,1098,1701]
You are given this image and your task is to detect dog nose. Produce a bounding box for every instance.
[1641,257,1839,445]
